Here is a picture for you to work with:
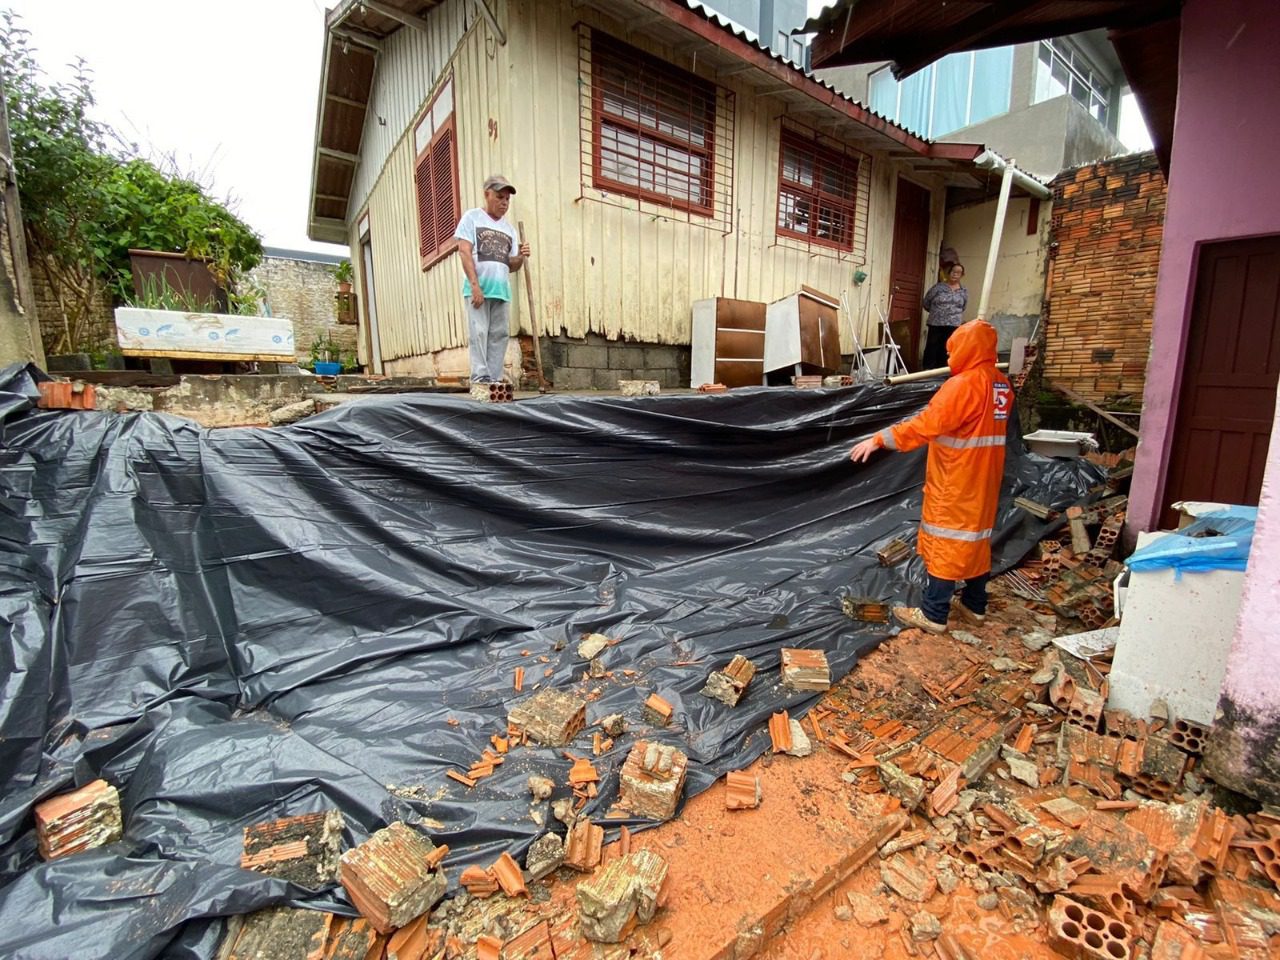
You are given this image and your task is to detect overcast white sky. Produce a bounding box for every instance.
[10,0,1151,256]
[9,0,343,255]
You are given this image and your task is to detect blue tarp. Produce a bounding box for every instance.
[1126,508,1258,574]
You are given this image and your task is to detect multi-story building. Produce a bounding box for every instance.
[816,31,1126,179]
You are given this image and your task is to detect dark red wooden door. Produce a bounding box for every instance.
[1162,235,1280,526]
[889,178,931,370]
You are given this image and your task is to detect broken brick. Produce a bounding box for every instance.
[563,819,604,872]
[503,920,554,960]
[36,380,97,411]
[1066,687,1105,731]
[567,758,599,786]
[576,849,668,943]
[491,850,527,897]
[1150,920,1208,960]
[724,770,761,810]
[846,891,889,926]
[508,689,587,747]
[34,779,123,861]
[241,809,343,887]
[1047,895,1132,960]
[1039,796,1089,830]
[618,741,688,821]
[642,693,673,726]
[1168,718,1209,756]
[386,913,430,960]
[460,864,500,898]
[879,853,937,903]
[474,933,502,960]
[338,822,447,934]
[700,655,756,706]
[780,647,830,692]
[768,711,792,753]
[323,916,380,960]
[445,770,477,789]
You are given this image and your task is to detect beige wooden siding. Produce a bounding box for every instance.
[347,0,472,218]
[355,1,952,364]
[353,15,515,365]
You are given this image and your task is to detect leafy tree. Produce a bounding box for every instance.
[0,11,263,353]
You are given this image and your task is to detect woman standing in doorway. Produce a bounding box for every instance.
[921,263,968,370]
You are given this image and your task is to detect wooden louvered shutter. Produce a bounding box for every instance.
[431,123,456,257]
[415,150,434,263]
[415,116,459,270]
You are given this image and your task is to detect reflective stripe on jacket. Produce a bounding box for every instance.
[877,320,1011,581]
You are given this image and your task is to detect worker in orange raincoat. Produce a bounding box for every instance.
[849,319,1012,634]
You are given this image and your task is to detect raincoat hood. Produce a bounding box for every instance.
[946,320,999,375]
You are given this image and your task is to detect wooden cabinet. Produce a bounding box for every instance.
[763,286,842,377]
[690,298,767,388]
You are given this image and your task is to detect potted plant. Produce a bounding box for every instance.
[333,259,353,294]
[309,334,342,377]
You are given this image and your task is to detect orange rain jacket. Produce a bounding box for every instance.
[875,320,1012,581]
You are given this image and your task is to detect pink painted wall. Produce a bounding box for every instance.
[1219,387,1280,709]
[1128,0,1280,531]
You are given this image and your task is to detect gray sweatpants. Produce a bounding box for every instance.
[466,298,511,382]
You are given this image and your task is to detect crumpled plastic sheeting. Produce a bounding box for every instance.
[1126,507,1258,574]
[0,363,1102,959]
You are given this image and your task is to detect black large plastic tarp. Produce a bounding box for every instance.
[0,363,1101,959]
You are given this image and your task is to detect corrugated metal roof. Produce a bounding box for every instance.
[681,0,932,140]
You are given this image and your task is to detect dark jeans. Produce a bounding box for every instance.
[922,572,990,626]
[921,325,954,371]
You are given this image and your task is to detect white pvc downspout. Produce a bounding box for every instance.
[971,151,1050,322]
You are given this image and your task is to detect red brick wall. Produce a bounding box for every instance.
[1043,152,1166,404]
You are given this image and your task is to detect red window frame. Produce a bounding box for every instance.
[590,33,717,217]
[776,130,860,252]
[413,85,460,270]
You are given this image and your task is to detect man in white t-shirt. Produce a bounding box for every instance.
[453,175,531,383]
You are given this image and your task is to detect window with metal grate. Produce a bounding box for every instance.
[413,77,460,270]
[589,32,718,216]
[776,130,860,252]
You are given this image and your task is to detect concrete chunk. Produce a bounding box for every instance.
[700,655,756,706]
[618,380,660,397]
[877,761,926,811]
[525,831,565,881]
[576,849,668,942]
[784,718,813,758]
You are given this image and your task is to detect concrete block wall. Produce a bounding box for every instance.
[29,251,116,356]
[243,254,358,363]
[1043,152,1166,404]
[538,333,691,390]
